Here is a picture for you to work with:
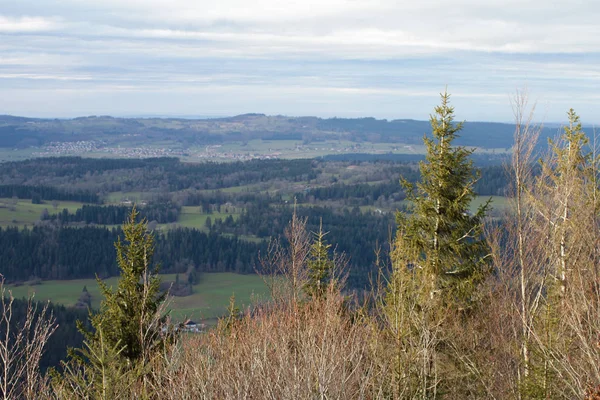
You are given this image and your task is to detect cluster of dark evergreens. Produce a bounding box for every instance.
[0,157,315,192]
[0,185,100,203]
[213,203,392,287]
[42,203,180,225]
[0,225,265,282]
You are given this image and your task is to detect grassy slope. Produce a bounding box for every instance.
[6,272,268,322]
[177,207,240,230]
[0,198,85,227]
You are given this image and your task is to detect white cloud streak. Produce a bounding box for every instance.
[0,0,599,121]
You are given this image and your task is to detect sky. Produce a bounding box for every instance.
[0,0,599,123]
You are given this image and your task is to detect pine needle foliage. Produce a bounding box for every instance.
[395,90,490,307]
[305,220,335,300]
[80,206,166,363]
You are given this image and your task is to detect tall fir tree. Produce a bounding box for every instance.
[79,206,166,363]
[304,220,334,300]
[394,90,490,306]
[55,207,169,397]
[381,90,491,397]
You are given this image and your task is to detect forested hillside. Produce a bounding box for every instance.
[0,155,509,289]
[3,93,600,399]
[0,114,556,149]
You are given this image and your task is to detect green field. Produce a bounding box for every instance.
[177,207,240,230]
[0,198,85,227]
[6,272,269,323]
[0,192,243,232]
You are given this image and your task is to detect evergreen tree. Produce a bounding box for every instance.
[382,90,491,397]
[54,207,169,397]
[394,90,490,306]
[304,220,334,299]
[540,109,590,295]
[79,206,167,363]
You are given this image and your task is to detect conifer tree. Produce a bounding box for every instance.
[539,109,590,295]
[382,91,490,397]
[80,206,166,364]
[304,220,334,300]
[55,207,169,397]
[395,90,490,306]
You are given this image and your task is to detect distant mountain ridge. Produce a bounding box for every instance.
[0,113,578,150]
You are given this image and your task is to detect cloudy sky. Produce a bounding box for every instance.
[0,0,599,122]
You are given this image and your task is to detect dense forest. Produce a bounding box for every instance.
[42,203,181,225]
[0,185,100,203]
[0,155,511,288]
[0,157,316,192]
[0,225,266,281]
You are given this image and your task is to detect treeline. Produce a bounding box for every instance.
[0,206,389,288]
[214,203,393,287]
[0,157,315,192]
[0,184,100,203]
[0,297,89,372]
[43,203,180,225]
[0,225,265,282]
[299,164,508,204]
[320,151,509,166]
[170,189,275,209]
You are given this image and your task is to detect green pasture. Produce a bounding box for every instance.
[0,198,85,227]
[6,272,269,323]
[168,273,269,321]
[177,207,240,230]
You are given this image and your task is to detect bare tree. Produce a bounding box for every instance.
[258,203,311,306]
[0,275,57,400]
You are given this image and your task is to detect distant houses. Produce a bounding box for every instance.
[161,319,206,334]
[182,319,205,333]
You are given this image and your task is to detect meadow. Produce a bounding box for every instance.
[0,198,85,227]
[177,206,240,230]
[6,272,269,323]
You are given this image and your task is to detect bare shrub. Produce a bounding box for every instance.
[147,288,383,399]
[0,275,57,400]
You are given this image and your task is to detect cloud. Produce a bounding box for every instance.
[0,15,61,33]
[0,1,599,121]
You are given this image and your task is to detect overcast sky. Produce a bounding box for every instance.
[0,0,599,122]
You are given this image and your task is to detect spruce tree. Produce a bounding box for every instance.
[382,91,491,397]
[304,220,334,300]
[80,206,166,363]
[55,207,168,397]
[541,109,590,295]
[394,90,490,306]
